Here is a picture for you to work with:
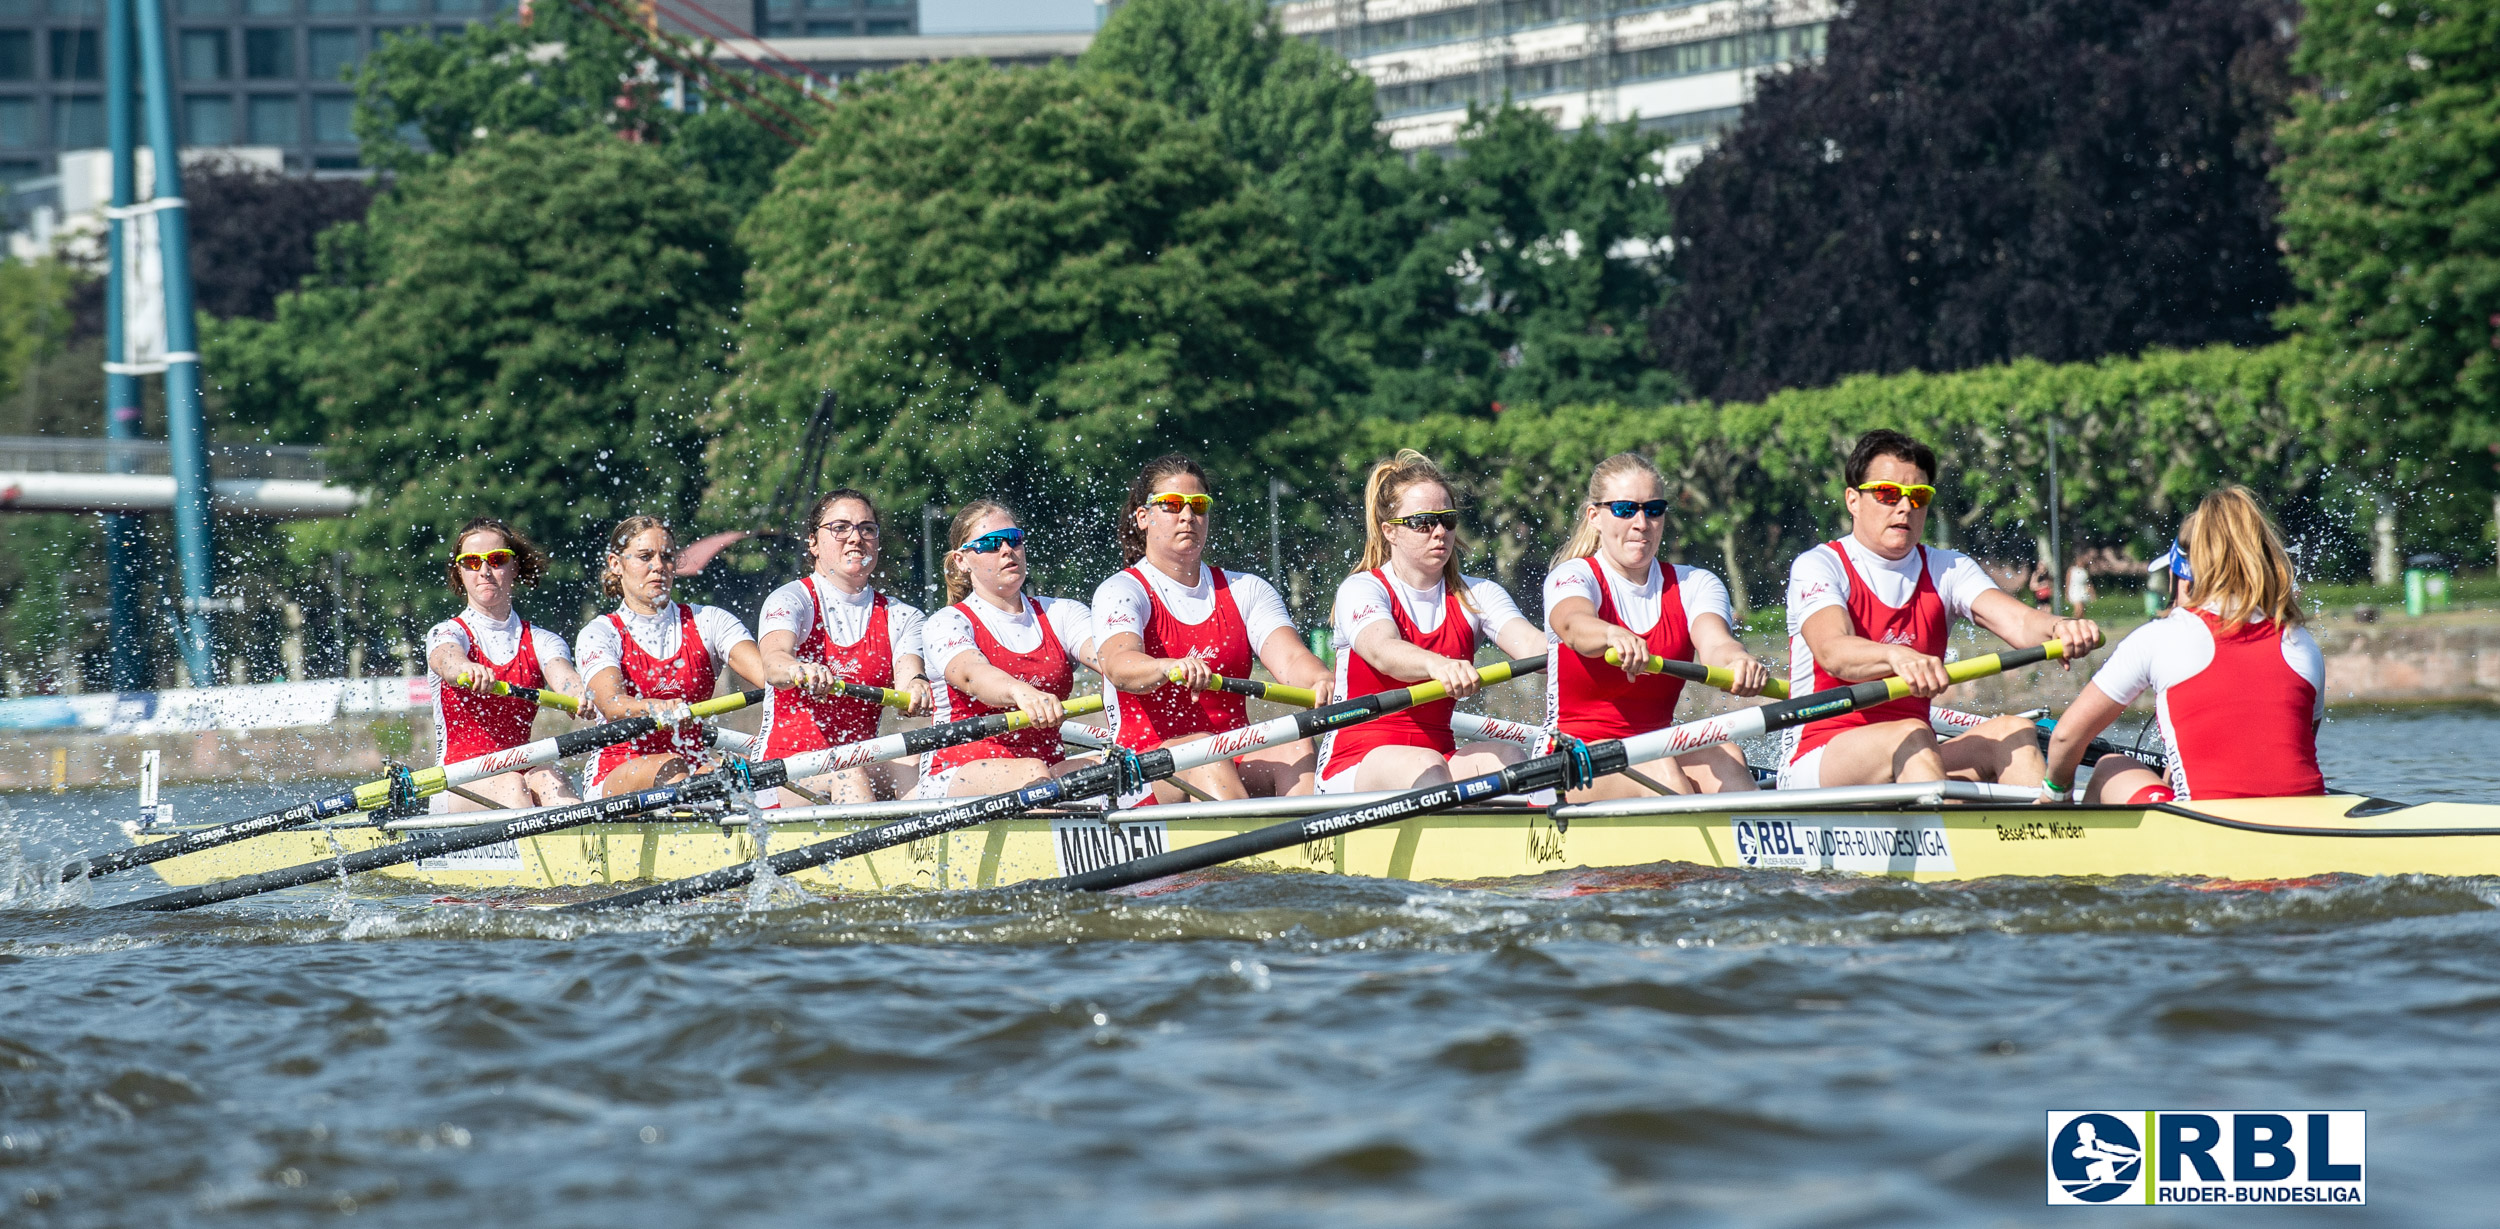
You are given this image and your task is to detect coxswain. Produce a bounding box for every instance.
[1782,430,2102,789]
[2039,486,2324,804]
[423,516,585,811]
[1316,449,1546,793]
[1094,454,1335,803]
[915,500,1101,798]
[1545,453,1768,800]
[575,515,767,798]
[755,488,932,805]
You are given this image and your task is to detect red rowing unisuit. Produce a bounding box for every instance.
[1322,569,1473,781]
[1790,541,1947,760]
[438,616,545,762]
[591,603,715,788]
[760,578,894,758]
[1113,565,1252,753]
[924,598,1075,775]
[2165,609,2324,800]
[1550,558,1695,742]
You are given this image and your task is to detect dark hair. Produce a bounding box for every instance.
[600,515,675,603]
[1118,453,1209,565]
[802,488,882,567]
[1844,430,1938,488]
[443,517,551,591]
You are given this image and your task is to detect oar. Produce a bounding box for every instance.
[111,694,1105,912]
[1048,641,2081,893]
[820,680,917,712]
[1057,723,1217,802]
[1171,666,1321,709]
[453,674,584,714]
[560,656,1551,913]
[65,688,768,881]
[1602,649,1790,699]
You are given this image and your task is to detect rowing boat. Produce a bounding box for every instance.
[129,785,2500,893]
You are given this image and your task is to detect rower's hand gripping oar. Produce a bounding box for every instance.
[110,693,1103,912]
[561,656,1551,913]
[1050,641,2082,893]
[65,688,767,882]
[1167,666,1321,710]
[1602,649,1789,700]
[451,673,585,714]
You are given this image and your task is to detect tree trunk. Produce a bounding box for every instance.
[2372,497,2400,587]
[1719,520,1750,618]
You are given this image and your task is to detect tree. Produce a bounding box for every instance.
[301,130,740,613]
[185,163,380,321]
[2273,0,2500,569]
[1653,0,2300,402]
[713,60,1320,580]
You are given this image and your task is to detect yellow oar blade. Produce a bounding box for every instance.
[453,673,587,714]
[999,693,1109,732]
[1172,665,1323,709]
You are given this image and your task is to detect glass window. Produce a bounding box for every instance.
[309,29,359,79]
[244,28,294,77]
[49,0,101,16]
[178,0,231,14]
[864,0,906,8]
[864,18,907,32]
[50,29,100,80]
[803,20,850,34]
[56,94,102,147]
[370,0,421,13]
[758,20,792,34]
[181,30,231,80]
[802,0,845,10]
[313,153,358,168]
[310,92,351,142]
[184,94,233,143]
[437,0,481,12]
[371,24,416,43]
[246,93,296,142]
[0,158,42,182]
[307,0,357,10]
[244,0,291,12]
[0,31,29,80]
[0,97,32,147]
[0,0,28,17]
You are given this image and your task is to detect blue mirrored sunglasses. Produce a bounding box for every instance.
[963,527,1028,554]
[1598,499,1670,519]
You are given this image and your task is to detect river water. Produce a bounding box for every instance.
[2,709,2496,1226]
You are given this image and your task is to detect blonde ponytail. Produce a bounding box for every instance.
[1550,452,1667,569]
[1356,448,1471,609]
[2180,485,2301,628]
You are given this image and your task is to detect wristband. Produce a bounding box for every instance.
[2040,779,2069,799]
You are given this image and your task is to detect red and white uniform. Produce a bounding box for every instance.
[2090,608,2325,801]
[754,576,926,758]
[574,600,755,797]
[426,607,574,766]
[1542,556,1734,741]
[1780,539,1998,789]
[1316,568,1526,792]
[914,594,1093,795]
[1093,564,1295,751]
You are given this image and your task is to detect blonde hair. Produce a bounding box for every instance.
[599,515,674,603]
[942,500,1015,605]
[2180,485,2302,628]
[1358,448,1471,610]
[1551,452,1667,568]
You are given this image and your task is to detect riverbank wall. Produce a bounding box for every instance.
[7,614,2495,792]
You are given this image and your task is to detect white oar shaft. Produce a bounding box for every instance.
[1453,711,1544,750]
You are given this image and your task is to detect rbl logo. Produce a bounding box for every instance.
[2046,1110,2365,1206]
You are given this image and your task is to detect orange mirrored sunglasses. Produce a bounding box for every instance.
[454,549,518,572]
[1854,481,1935,510]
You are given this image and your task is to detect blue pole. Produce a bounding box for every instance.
[102,0,149,691]
[131,0,215,685]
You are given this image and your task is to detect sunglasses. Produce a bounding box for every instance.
[1144,492,1214,515]
[817,520,880,540]
[962,527,1028,554]
[1854,481,1936,510]
[454,549,517,572]
[1596,499,1670,519]
[1382,510,1460,532]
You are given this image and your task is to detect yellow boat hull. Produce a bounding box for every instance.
[132,793,2500,895]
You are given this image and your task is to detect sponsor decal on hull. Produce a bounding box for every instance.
[1729,814,1955,872]
[2046,1110,2364,1205]
[1051,815,1170,877]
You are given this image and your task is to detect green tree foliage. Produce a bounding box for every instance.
[0,259,75,412]
[302,130,741,614]
[714,59,1320,577]
[2273,0,2500,493]
[1654,0,2300,401]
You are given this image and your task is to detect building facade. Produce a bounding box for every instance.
[1277,0,1830,166]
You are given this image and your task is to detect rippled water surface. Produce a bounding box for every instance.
[3,709,2497,1226]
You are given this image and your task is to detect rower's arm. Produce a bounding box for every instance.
[756,629,810,688]
[1349,618,1481,695]
[2041,682,2127,793]
[425,641,486,691]
[1490,616,1546,662]
[1095,631,1171,693]
[1688,613,1770,696]
[1547,594,1634,666]
[722,639,769,692]
[540,656,586,704]
[1254,625,1333,702]
[585,666,670,721]
[1969,588,2103,660]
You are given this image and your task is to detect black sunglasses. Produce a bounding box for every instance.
[1596,499,1670,519]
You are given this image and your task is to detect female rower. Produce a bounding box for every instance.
[423,517,585,812]
[576,515,768,798]
[916,501,1101,798]
[2039,486,2324,805]
[1316,449,1546,793]
[755,488,932,805]
[1095,454,1334,803]
[1545,453,1767,800]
